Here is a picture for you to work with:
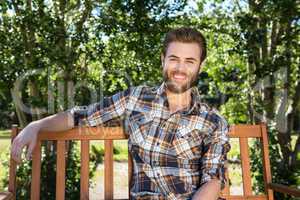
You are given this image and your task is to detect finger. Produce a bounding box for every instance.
[11,147,21,164]
[14,146,23,164]
[11,139,19,161]
[26,142,36,160]
[11,139,24,163]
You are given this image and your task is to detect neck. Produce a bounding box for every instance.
[166,88,192,113]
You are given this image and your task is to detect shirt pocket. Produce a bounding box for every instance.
[127,111,153,146]
[172,126,206,160]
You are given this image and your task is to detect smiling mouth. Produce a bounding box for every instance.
[172,73,187,81]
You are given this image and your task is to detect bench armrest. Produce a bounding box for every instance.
[269,183,300,197]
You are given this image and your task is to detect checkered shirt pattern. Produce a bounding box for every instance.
[70,82,231,200]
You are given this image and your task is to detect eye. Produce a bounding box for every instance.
[186,60,194,64]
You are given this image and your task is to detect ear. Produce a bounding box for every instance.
[198,60,205,74]
[198,66,203,74]
[161,54,165,68]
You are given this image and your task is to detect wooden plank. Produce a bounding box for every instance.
[56,141,66,200]
[8,125,18,200]
[80,140,90,200]
[229,125,262,138]
[269,183,300,197]
[25,124,263,140]
[261,124,274,200]
[128,152,133,199]
[105,140,114,200]
[30,140,41,200]
[38,127,126,141]
[36,124,264,140]
[221,195,267,200]
[239,138,252,196]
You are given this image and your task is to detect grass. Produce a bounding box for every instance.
[90,140,128,162]
[0,139,10,152]
[0,130,10,138]
[0,139,10,190]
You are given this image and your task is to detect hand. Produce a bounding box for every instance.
[11,122,40,164]
[192,179,221,200]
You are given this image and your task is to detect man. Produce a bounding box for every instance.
[11,27,230,200]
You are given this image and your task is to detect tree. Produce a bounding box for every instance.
[190,1,299,199]
[0,0,190,197]
[238,1,299,198]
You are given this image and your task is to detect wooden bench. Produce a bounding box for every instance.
[0,124,299,200]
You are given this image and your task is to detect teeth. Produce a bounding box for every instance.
[174,74,186,79]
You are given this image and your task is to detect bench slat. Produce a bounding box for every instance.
[105,140,114,200]
[56,141,66,200]
[269,183,300,197]
[31,141,41,200]
[8,126,18,200]
[222,195,267,200]
[261,125,274,200]
[230,125,262,138]
[239,138,252,195]
[24,125,263,140]
[80,140,90,200]
[128,153,133,198]
[38,127,126,140]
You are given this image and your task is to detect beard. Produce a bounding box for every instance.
[163,68,199,94]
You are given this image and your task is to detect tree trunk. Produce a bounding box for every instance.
[10,89,28,128]
[28,80,43,120]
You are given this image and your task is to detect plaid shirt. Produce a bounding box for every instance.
[71,82,230,200]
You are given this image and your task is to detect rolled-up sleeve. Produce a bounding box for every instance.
[200,115,231,189]
[69,87,132,126]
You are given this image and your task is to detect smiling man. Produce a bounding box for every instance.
[11,27,230,200]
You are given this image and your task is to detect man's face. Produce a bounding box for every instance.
[162,42,202,94]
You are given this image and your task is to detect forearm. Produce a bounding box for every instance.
[31,111,74,132]
[12,111,75,163]
[192,179,221,200]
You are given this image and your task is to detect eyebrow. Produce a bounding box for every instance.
[168,55,198,62]
[168,55,180,59]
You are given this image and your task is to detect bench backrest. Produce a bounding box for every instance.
[8,124,274,200]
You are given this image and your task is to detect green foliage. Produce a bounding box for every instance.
[91,144,105,164]
[195,1,300,200]
[0,0,299,199]
[250,125,299,200]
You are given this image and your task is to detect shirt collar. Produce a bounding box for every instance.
[154,82,201,115]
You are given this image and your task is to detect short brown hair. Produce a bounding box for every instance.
[162,27,207,63]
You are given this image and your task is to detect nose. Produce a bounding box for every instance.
[175,61,186,70]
